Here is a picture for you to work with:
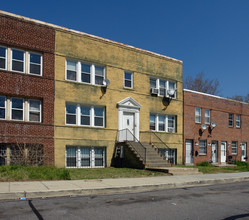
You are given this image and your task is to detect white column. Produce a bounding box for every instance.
[135,111,139,141]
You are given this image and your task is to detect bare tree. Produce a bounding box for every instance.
[230,93,249,103]
[184,72,220,95]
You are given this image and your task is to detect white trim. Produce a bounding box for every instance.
[0,10,182,64]
[184,89,249,105]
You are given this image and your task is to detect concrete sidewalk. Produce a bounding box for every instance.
[1,172,249,201]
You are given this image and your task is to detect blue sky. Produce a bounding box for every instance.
[1,0,249,97]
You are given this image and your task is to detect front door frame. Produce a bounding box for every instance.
[117,97,141,141]
[220,141,226,163]
[212,141,218,163]
[241,142,247,162]
[185,139,194,165]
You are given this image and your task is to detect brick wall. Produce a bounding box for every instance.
[0,14,55,165]
[184,90,249,165]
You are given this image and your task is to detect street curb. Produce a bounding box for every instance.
[1,176,249,201]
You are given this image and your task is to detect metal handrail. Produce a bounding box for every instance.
[140,131,171,150]
[118,129,146,163]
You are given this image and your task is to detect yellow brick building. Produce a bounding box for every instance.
[54,27,183,168]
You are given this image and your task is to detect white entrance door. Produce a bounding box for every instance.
[241,143,247,162]
[185,140,193,164]
[212,141,218,163]
[221,142,226,163]
[122,112,135,141]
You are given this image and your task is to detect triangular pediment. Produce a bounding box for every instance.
[117,97,141,109]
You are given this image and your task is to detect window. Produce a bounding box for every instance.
[95,66,104,85]
[66,103,105,127]
[159,148,177,165]
[150,114,156,130]
[229,113,233,127]
[149,77,177,98]
[236,114,241,128]
[81,106,90,126]
[231,141,237,154]
[124,71,133,88]
[66,147,77,167]
[11,98,24,121]
[66,60,77,81]
[11,49,25,72]
[66,146,106,168]
[199,140,207,155]
[29,100,41,122]
[195,107,201,123]
[29,52,42,75]
[0,145,7,165]
[205,109,210,124]
[66,104,77,125]
[0,46,7,70]
[0,96,6,119]
[150,114,176,133]
[66,59,105,85]
[81,63,91,83]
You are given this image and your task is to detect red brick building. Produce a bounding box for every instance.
[184,89,249,165]
[0,11,55,165]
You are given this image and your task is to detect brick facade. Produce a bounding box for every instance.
[184,89,249,165]
[0,13,55,165]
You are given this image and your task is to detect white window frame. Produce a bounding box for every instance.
[28,52,43,76]
[0,46,7,70]
[0,96,6,120]
[205,109,210,124]
[124,71,133,89]
[199,140,207,155]
[195,107,201,123]
[65,59,106,86]
[10,97,24,121]
[149,113,176,133]
[229,113,234,127]
[11,48,25,73]
[65,103,105,128]
[66,146,106,168]
[236,114,241,128]
[149,77,177,98]
[28,99,42,122]
[231,141,237,155]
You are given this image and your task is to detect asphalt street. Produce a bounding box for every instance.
[1,181,249,220]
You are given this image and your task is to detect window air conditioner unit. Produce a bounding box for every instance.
[150,88,158,95]
[168,128,175,133]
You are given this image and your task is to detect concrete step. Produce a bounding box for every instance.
[147,167,202,175]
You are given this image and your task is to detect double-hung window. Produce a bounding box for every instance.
[236,114,241,128]
[66,60,105,86]
[0,96,6,119]
[205,109,210,124]
[66,104,77,125]
[29,52,42,76]
[95,66,105,85]
[124,71,133,88]
[66,146,106,168]
[231,141,237,154]
[29,100,41,122]
[149,77,177,98]
[195,107,201,123]
[11,49,25,72]
[11,98,24,121]
[66,104,105,127]
[81,63,91,83]
[229,113,233,127]
[66,60,77,81]
[199,140,207,155]
[0,46,7,70]
[150,114,176,133]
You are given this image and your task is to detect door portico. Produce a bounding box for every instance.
[117,97,141,142]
